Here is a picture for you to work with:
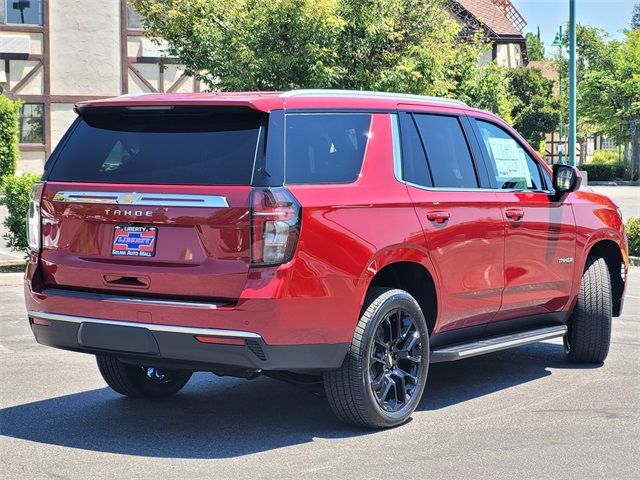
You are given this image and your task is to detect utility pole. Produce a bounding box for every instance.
[552,26,564,164]
[568,0,577,166]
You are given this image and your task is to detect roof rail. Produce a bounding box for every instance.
[282,89,468,107]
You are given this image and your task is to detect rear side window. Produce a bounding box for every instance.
[285,113,371,184]
[413,114,478,189]
[475,120,544,190]
[48,107,263,185]
[399,113,431,187]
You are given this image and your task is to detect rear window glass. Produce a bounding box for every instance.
[413,114,478,189]
[285,113,371,184]
[48,107,263,185]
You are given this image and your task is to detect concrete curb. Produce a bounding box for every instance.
[587,181,640,187]
[630,256,640,267]
[0,259,26,273]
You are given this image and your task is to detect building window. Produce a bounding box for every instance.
[127,5,143,29]
[19,103,44,144]
[6,0,43,25]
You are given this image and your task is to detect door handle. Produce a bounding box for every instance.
[427,211,450,224]
[505,209,525,221]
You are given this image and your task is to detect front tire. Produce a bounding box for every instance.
[324,288,429,428]
[565,256,612,363]
[96,355,192,398]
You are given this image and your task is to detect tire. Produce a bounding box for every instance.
[323,288,430,428]
[565,256,612,363]
[96,355,192,398]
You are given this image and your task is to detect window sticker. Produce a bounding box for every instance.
[486,137,532,188]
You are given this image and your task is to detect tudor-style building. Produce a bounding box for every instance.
[451,0,528,68]
[0,0,200,174]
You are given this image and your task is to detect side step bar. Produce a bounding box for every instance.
[430,325,568,363]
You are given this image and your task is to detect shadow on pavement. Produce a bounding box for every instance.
[0,341,601,458]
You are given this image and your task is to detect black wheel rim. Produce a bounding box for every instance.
[369,308,423,413]
[142,367,171,384]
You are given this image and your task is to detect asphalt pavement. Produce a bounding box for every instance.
[0,268,638,479]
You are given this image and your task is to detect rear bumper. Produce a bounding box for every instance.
[29,311,349,372]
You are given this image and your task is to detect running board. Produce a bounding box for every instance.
[430,325,567,363]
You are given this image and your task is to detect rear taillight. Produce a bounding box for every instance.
[250,187,301,266]
[26,182,44,252]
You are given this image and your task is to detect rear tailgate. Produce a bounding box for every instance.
[39,106,263,301]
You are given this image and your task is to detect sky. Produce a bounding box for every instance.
[512,0,636,52]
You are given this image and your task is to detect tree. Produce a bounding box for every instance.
[0,95,21,181]
[129,0,512,113]
[557,25,618,164]
[557,25,640,174]
[632,3,640,30]
[507,67,559,151]
[580,30,640,178]
[525,32,545,61]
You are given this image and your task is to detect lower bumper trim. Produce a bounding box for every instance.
[28,313,349,372]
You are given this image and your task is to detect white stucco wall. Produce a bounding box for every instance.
[49,0,121,96]
[50,104,78,147]
[16,151,46,175]
[496,43,523,68]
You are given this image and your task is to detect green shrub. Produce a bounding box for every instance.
[580,162,626,181]
[627,217,640,257]
[591,149,621,165]
[0,173,40,253]
[0,96,21,181]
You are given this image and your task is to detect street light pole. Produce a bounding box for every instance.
[553,26,564,164]
[568,0,577,166]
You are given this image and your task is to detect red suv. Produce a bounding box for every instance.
[25,90,628,428]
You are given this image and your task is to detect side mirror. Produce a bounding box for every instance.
[552,164,581,199]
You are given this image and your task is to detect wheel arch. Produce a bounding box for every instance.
[358,248,439,335]
[584,238,626,317]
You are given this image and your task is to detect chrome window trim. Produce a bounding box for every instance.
[51,191,229,208]
[28,311,262,339]
[403,180,554,194]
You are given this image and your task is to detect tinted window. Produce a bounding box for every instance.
[285,114,371,184]
[399,113,431,187]
[475,120,544,190]
[413,114,478,188]
[49,108,263,185]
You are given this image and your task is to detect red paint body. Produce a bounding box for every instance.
[25,92,629,349]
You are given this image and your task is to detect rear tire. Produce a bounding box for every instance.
[324,288,429,428]
[565,256,612,363]
[96,355,192,398]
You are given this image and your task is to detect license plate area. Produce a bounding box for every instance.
[112,225,157,257]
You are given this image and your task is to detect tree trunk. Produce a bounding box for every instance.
[578,137,588,165]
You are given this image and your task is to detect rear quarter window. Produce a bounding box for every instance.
[285,113,371,184]
[48,107,264,185]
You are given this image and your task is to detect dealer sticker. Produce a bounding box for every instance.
[112,226,157,257]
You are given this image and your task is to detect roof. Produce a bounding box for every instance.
[527,61,559,83]
[455,0,522,37]
[74,89,470,114]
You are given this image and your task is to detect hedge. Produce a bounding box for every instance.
[580,162,626,181]
[627,217,640,257]
[591,149,621,165]
[1,173,40,253]
[0,96,21,181]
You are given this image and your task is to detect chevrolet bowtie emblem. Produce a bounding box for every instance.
[118,193,142,204]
